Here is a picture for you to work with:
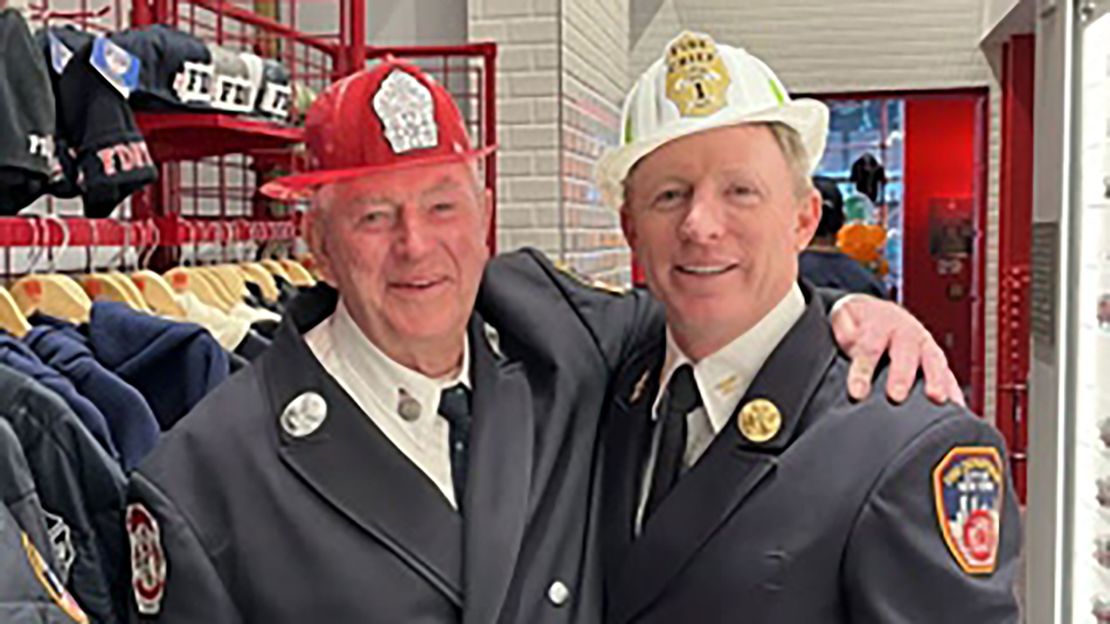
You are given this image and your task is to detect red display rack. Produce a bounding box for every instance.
[4,0,499,272]
[134,113,304,163]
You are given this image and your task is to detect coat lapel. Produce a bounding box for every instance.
[266,289,464,606]
[460,313,535,624]
[600,340,664,587]
[608,282,839,623]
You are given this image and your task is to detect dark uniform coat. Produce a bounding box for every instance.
[0,499,91,624]
[601,282,1021,623]
[126,249,660,624]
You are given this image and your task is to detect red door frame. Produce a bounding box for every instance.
[996,34,1035,502]
[804,88,991,418]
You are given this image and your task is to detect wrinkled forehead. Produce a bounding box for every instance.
[315,160,481,208]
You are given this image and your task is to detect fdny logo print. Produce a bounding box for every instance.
[96,141,154,178]
[127,503,167,615]
[932,446,1005,575]
[372,69,438,154]
[21,532,88,623]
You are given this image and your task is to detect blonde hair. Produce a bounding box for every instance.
[622,121,814,204]
[767,122,815,199]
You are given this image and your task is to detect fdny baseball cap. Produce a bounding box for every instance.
[0,9,57,214]
[595,31,829,208]
[109,25,214,111]
[260,57,494,201]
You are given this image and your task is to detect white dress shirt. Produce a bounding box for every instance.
[304,298,470,509]
[636,284,806,531]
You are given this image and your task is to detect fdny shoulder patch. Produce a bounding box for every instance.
[932,446,1005,575]
[21,532,88,623]
[127,503,167,615]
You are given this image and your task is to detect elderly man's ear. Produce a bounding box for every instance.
[794,188,823,252]
[304,208,336,287]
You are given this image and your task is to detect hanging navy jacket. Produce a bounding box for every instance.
[0,498,91,624]
[25,324,160,471]
[86,302,229,430]
[0,362,127,624]
[0,332,118,461]
[0,417,55,570]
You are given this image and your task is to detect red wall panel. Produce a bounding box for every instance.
[903,96,985,389]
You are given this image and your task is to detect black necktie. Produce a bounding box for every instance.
[439,384,472,511]
[644,364,701,522]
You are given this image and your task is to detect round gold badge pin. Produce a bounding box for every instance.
[738,399,782,443]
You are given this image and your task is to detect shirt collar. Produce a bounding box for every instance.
[330,298,470,421]
[652,283,806,435]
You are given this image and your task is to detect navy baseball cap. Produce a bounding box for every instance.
[109,25,214,111]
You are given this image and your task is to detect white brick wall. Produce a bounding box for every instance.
[470,1,563,258]
[561,0,631,284]
[471,0,631,283]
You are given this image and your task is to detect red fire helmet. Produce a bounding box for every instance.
[261,57,495,201]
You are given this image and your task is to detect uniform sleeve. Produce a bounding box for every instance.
[483,249,664,370]
[126,473,242,624]
[842,410,1022,623]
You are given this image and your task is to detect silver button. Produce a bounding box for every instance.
[547,580,570,607]
[397,390,422,422]
[281,392,328,437]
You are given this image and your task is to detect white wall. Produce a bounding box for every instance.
[631,0,992,93]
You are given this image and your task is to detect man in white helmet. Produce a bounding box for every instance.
[597,32,1020,623]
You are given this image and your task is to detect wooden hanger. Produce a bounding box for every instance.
[259,259,293,283]
[278,259,316,287]
[0,286,32,337]
[209,265,248,303]
[10,274,92,324]
[106,271,152,312]
[241,263,281,302]
[164,267,231,312]
[194,268,239,309]
[78,273,142,310]
[293,253,320,279]
[131,270,186,318]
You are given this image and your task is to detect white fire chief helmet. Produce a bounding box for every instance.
[595,31,830,208]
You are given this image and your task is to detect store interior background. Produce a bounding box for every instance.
[9,0,1088,619]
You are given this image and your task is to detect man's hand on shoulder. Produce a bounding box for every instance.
[830,294,964,407]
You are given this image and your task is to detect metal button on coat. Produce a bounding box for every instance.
[547,580,570,607]
[280,392,328,437]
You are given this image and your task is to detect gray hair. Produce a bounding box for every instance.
[622,121,814,204]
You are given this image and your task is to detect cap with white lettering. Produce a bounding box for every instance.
[55,38,156,217]
[109,25,214,111]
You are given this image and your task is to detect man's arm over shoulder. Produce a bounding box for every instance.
[126,472,242,623]
[843,399,1021,622]
[482,248,662,369]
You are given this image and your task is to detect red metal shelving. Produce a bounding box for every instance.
[135,113,304,163]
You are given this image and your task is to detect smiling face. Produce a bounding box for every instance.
[306,161,492,363]
[621,123,821,359]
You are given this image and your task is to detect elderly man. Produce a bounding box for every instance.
[124,58,959,623]
[596,32,1020,623]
